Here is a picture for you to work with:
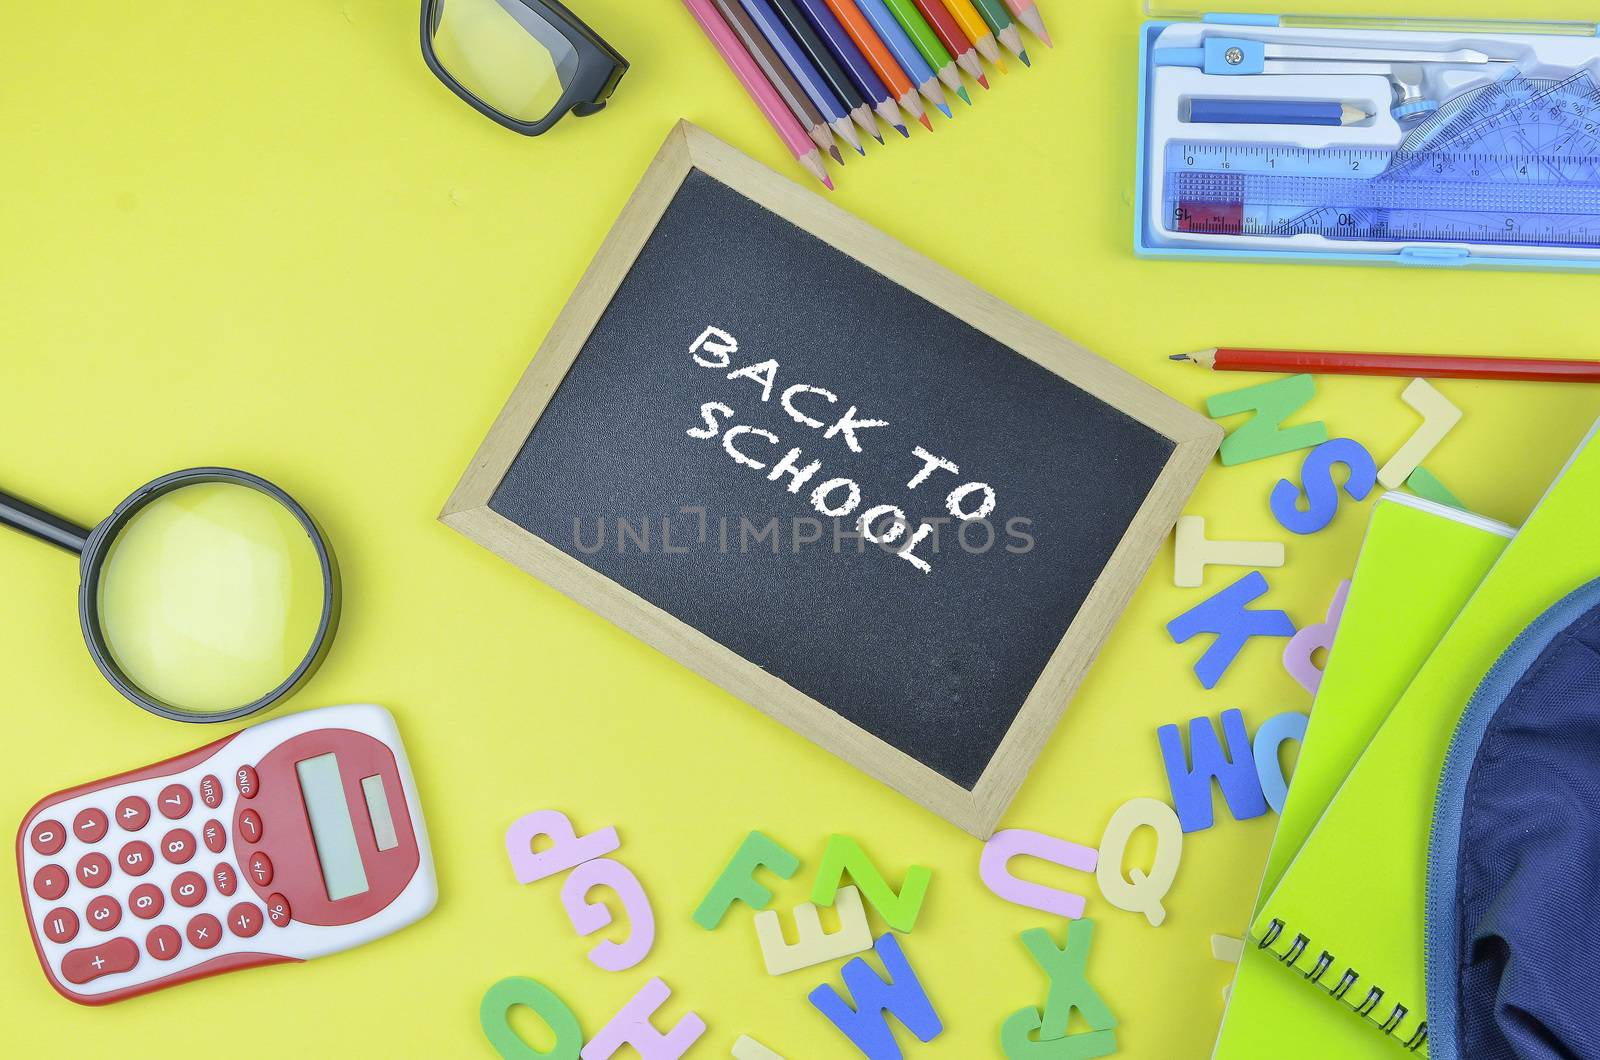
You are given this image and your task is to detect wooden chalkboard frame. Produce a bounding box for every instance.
[442,121,1221,838]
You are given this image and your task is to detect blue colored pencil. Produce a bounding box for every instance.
[1186,98,1372,127]
[740,0,865,154]
[768,0,887,143]
[851,0,953,117]
[793,0,911,136]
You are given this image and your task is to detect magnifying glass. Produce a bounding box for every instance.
[0,468,340,723]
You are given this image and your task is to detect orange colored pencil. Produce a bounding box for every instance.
[820,0,934,130]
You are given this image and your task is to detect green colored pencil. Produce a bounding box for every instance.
[969,0,1030,65]
[883,0,973,104]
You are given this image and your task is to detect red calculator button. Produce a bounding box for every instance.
[202,819,227,854]
[172,871,207,908]
[33,864,69,901]
[146,925,182,962]
[238,809,263,844]
[61,937,139,984]
[186,913,222,950]
[115,796,150,832]
[199,774,224,809]
[229,902,264,938]
[43,907,79,944]
[161,828,196,864]
[235,765,259,799]
[73,808,108,844]
[86,895,122,932]
[247,851,274,887]
[157,783,193,820]
[118,840,154,877]
[29,819,66,856]
[265,893,291,927]
[75,853,112,889]
[129,883,164,920]
[213,863,238,897]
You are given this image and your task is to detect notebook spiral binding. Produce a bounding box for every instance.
[1258,917,1429,1054]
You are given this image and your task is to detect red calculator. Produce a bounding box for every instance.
[16,703,437,1004]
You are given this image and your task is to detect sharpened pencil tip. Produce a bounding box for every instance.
[937,103,953,118]
[977,73,991,89]
[957,87,972,105]
[1019,49,1031,66]
[1168,353,1191,361]
[829,145,844,165]
[918,114,933,131]
[823,176,834,190]
[895,124,910,137]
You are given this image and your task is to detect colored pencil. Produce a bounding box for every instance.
[1171,347,1600,383]
[970,0,1029,64]
[912,0,989,88]
[766,0,885,143]
[940,0,1005,71]
[1003,0,1052,48]
[883,0,972,104]
[820,0,933,130]
[741,0,866,154]
[682,0,833,189]
[851,0,954,118]
[793,0,910,137]
[712,0,847,165]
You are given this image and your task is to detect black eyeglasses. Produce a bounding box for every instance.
[421,0,627,136]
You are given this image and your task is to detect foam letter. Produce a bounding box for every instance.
[1172,515,1285,588]
[808,934,943,1058]
[1252,711,1309,814]
[1282,579,1349,694]
[581,978,705,1060]
[811,835,931,934]
[1159,709,1268,832]
[1270,438,1377,535]
[1166,571,1296,689]
[1021,919,1117,1041]
[755,884,874,975]
[1206,373,1327,466]
[1094,799,1183,927]
[732,1037,786,1059]
[480,977,583,1060]
[560,857,655,972]
[979,829,1098,920]
[1379,379,1462,488]
[690,326,737,369]
[1000,1007,1116,1058]
[1406,466,1463,509]
[505,810,619,885]
[693,831,800,930]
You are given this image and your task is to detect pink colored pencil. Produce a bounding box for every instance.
[683,0,834,190]
[1002,0,1052,47]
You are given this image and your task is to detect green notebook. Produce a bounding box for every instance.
[1249,420,1600,1054]
[1212,492,1512,1060]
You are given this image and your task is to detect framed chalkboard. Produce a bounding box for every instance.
[443,122,1220,837]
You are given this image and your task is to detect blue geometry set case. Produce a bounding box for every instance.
[1134,7,1600,271]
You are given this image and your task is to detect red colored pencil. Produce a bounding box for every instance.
[1172,346,1600,383]
[911,0,988,88]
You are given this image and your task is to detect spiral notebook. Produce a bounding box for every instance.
[1249,419,1600,1054]
[1212,493,1513,1060]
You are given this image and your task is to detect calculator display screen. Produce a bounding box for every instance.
[296,753,371,901]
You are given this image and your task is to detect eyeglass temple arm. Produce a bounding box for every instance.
[0,489,90,554]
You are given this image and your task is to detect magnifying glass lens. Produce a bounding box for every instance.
[96,482,327,714]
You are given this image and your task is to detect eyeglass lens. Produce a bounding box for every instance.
[430,0,582,124]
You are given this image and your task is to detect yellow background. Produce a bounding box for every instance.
[5,1,1600,1056]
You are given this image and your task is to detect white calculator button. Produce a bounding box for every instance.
[161,829,196,865]
[145,925,181,962]
[115,796,151,833]
[61,937,139,984]
[29,819,66,856]
[157,783,193,821]
[129,883,164,920]
[33,864,69,901]
[86,895,122,933]
[73,809,109,844]
[202,820,227,855]
[186,914,222,951]
[42,907,79,944]
[199,775,224,809]
[75,853,112,890]
[213,864,237,897]
[171,871,207,909]
[118,840,154,877]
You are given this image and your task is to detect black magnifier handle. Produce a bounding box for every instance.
[0,489,91,555]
